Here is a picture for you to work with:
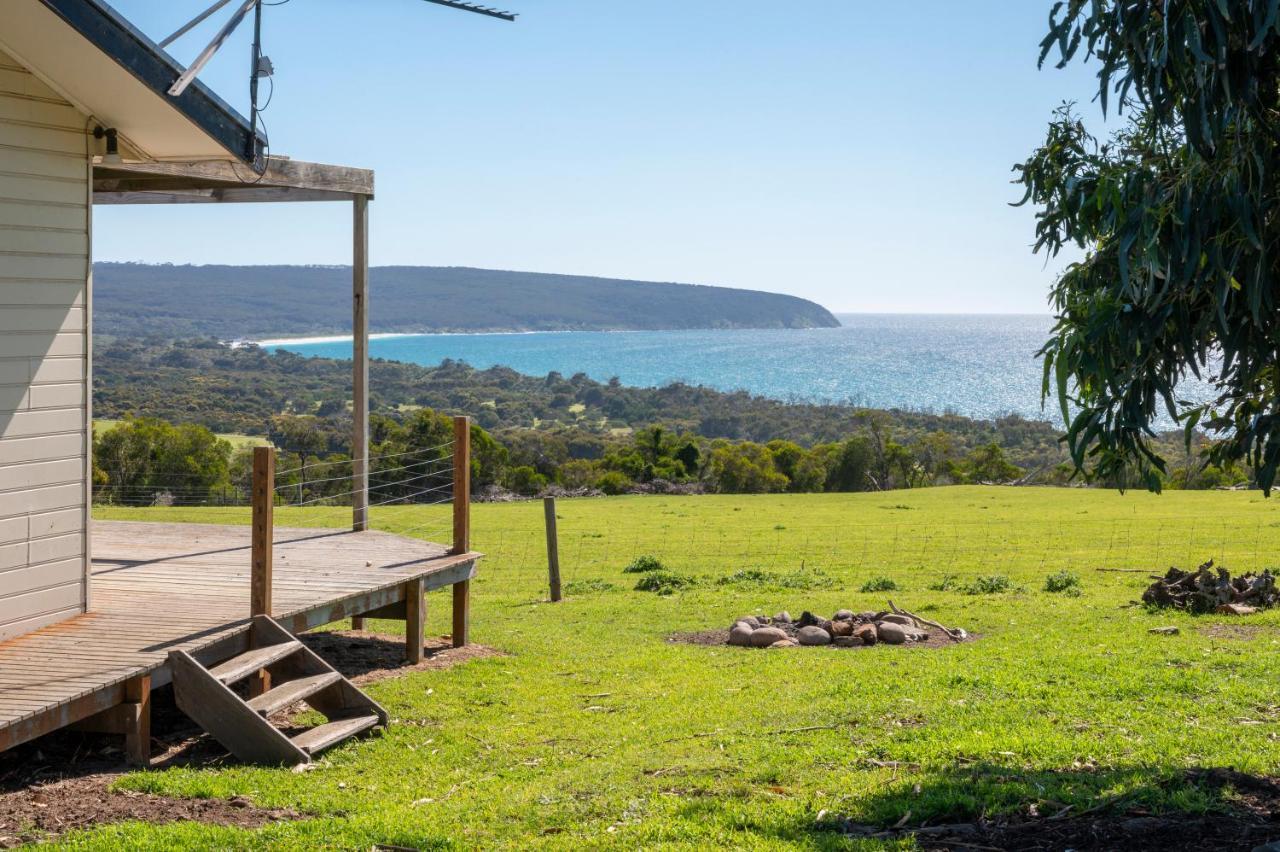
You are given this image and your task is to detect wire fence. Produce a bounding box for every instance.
[409,508,1280,595]
[92,441,460,547]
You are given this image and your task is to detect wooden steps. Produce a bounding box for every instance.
[246,672,343,717]
[169,616,388,765]
[291,714,381,755]
[209,641,302,684]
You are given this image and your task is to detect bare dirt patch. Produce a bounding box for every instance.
[0,776,299,848]
[1198,623,1280,641]
[298,630,505,685]
[668,628,969,651]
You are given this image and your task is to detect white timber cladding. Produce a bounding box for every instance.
[0,47,91,641]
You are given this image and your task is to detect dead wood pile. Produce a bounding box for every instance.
[1142,560,1277,614]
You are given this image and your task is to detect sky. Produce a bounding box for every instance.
[98,1,1104,314]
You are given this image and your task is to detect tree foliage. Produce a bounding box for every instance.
[1018,0,1280,491]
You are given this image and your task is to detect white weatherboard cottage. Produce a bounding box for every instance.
[0,0,481,769]
[0,0,378,643]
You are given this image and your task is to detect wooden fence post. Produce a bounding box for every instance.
[544,496,562,602]
[251,446,274,618]
[451,416,471,647]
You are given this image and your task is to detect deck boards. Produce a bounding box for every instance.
[0,521,477,748]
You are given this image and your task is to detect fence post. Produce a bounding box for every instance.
[451,416,471,648]
[544,496,562,602]
[251,446,274,618]
[452,416,471,555]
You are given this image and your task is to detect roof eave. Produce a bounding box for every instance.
[37,0,265,167]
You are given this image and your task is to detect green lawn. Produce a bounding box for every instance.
[67,487,1280,849]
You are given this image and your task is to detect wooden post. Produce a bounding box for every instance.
[405,577,425,663]
[124,673,151,767]
[352,195,370,533]
[452,581,470,650]
[452,416,471,555]
[451,416,471,647]
[251,447,274,617]
[250,447,275,697]
[544,496,562,602]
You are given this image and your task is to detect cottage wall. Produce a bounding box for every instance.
[0,46,91,640]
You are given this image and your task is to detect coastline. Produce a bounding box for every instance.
[246,313,1056,348]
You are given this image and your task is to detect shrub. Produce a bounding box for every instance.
[930,574,1020,595]
[505,465,548,496]
[716,568,835,590]
[859,576,900,593]
[623,555,665,574]
[595,471,633,495]
[966,575,1016,595]
[634,571,697,595]
[564,579,617,595]
[1044,570,1082,596]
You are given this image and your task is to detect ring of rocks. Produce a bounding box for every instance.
[727,606,962,647]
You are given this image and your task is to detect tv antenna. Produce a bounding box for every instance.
[158,0,516,166]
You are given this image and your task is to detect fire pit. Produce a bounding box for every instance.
[726,603,968,649]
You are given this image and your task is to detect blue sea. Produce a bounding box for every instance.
[261,314,1086,421]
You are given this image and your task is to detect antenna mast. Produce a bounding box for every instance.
[161,0,516,98]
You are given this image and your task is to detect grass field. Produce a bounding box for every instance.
[66,486,1280,848]
[92,420,269,450]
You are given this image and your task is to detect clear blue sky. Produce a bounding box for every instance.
[99,1,1101,314]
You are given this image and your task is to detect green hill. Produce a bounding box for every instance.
[93,263,840,339]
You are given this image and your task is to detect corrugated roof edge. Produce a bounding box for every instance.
[37,0,266,168]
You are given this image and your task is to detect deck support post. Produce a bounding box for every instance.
[69,674,152,767]
[124,673,151,767]
[451,416,471,647]
[351,196,370,630]
[405,577,426,663]
[352,194,370,534]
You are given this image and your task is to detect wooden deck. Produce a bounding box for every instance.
[0,521,478,754]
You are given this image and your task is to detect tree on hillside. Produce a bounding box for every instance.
[1019,1,1280,492]
[95,418,231,504]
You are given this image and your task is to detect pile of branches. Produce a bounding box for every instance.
[1142,560,1277,614]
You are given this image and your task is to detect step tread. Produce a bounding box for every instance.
[291,714,381,754]
[245,671,344,717]
[208,640,302,684]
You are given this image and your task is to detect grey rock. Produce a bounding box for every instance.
[853,623,878,645]
[769,638,799,648]
[750,626,788,647]
[728,625,755,646]
[832,636,861,647]
[773,611,792,624]
[797,625,832,646]
[876,622,908,645]
[830,619,854,637]
[858,611,879,621]
[879,613,915,626]
[833,609,855,621]
[738,616,761,628]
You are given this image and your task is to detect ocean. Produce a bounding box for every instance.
[260,314,1081,421]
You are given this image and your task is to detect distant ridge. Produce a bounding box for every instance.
[93,263,841,339]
